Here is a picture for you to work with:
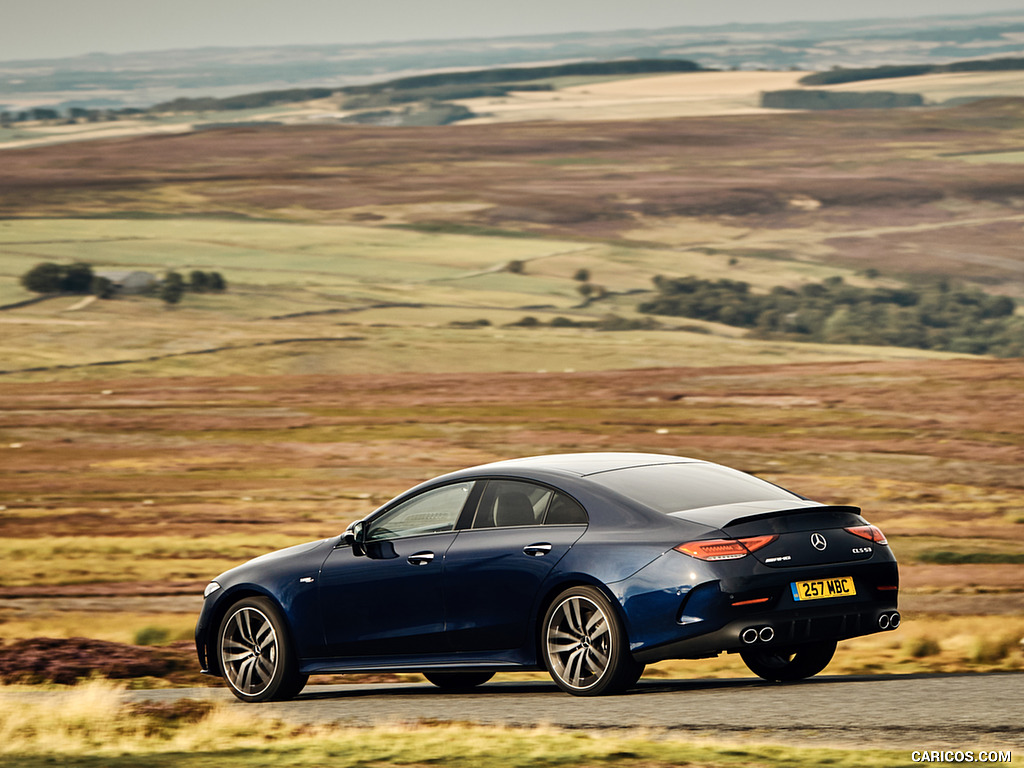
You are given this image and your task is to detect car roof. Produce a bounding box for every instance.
[466,452,701,477]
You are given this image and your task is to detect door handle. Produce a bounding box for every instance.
[523,543,552,557]
[407,551,435,566]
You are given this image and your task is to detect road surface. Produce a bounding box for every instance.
[127,672,1024,750]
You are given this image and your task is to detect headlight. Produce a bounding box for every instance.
[203,581,221,599]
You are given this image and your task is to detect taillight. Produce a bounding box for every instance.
[674,535,777,561]
[845,524,888,545]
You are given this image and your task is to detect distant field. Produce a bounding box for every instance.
[457,71,808,123]
[0,216,970,379]
[4,102,1024,301]
[822,70,1024,103]
[5,68,1024,151]
[1,361,1022,680]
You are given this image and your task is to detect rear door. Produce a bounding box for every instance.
[442,479,588,652]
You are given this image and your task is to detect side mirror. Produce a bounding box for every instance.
[341,521,367,556]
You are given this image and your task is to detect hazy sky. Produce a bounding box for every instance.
[4,0,1024,61]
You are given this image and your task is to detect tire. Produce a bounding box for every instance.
[423,671,495,690]
[740,640,837,682]
[541,585,643,696]
[217,596,308,702]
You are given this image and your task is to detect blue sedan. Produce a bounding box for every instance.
[195,453,899,700]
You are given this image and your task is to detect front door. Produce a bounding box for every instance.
[318,481,475,658]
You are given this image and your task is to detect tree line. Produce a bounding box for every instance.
[14,59,706,121]
[638,275,1023,357]
[761,90,924,110]
[1,107,145,125]
[799,56,1024,86]
[342,59,703,95]
[20,263,227,305]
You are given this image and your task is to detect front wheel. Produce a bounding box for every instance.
[740,640,837,682]
[542,586,643,696]
[217,597,308,702]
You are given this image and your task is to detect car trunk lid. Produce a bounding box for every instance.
[671,501,877,567]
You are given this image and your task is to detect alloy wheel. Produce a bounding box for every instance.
[545,595,613,690]
[220,606,279,697]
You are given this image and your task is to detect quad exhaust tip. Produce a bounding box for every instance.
[741,626,774,644]
[878,611,901,630]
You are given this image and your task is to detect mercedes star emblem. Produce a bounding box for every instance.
[810,532,828,551]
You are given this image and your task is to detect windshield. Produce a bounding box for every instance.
[588,462,800,514]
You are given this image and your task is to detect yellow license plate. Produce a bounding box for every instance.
[791,576,856,601]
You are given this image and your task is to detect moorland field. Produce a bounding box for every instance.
[0,67,1023,766]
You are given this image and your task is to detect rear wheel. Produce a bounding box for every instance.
[423,671,494,690]
[542,586,643,696]
[740,640,837,682]
[217,597,308,702]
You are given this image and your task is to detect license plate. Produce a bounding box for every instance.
[791,576,856,601]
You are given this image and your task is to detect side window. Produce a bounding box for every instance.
[366,481,475,542]
[543,492,588,525]
[471,480,588,528]
[472,480,548,529]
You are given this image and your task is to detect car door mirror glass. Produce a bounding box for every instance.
[341,520,367,556]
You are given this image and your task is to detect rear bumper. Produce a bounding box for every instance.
[613,550,900,664]
[633,599,898,663]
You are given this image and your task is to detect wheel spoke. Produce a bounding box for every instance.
[565,647,587,687]
[548,627,580,653]
[549,637,580,653]
[223,649,252,663]
[255,653,275,681]
[234,611,253,646]
[238,656,257,692]
[562,600,584,636]
[585,646,609,674]
[255,620,274,647]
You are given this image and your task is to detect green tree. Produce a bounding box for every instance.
[20,263,65,293]
[61,263,94,293]
[189,270,210,293]
[90,275,115,299]
[160,271,185,305]
[208,272,227,292]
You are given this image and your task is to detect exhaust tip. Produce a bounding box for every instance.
[889,611,901,629]
[741,628,759,644]
[758,626,775,643]
[878,614,891,630]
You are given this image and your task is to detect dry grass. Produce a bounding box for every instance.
[0,613,198,645]
[0,534,316,587]
[0,680,915,766]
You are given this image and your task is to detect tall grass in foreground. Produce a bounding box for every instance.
[0,680,921,767]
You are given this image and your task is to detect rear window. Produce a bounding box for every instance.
[588,463,800,514]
